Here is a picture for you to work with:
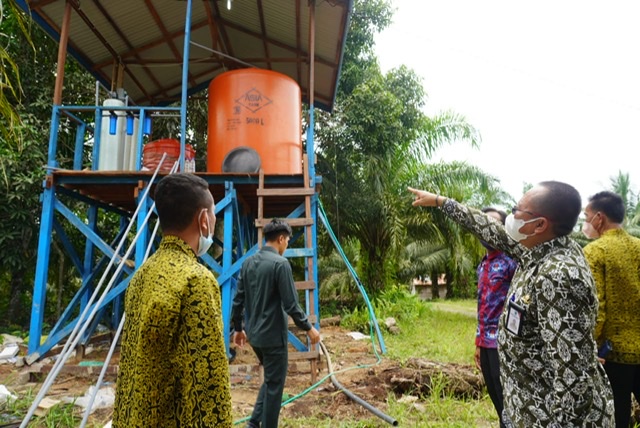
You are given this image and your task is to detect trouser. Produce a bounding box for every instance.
[480,347,506,428]
[603,361,640,428]
[248,345,288,428]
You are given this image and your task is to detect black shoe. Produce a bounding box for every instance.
[246,421,260,428]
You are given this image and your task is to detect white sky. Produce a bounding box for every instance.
[375,0,640,202]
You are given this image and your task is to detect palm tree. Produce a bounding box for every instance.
[609,171,636,217]
[317,237,361,305]
[313,2,507,298]
[608,171,640,236]
[402,160,510,298]
[397,240,448,298]
[0,0,32,147]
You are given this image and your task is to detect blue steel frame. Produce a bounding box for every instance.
[27,0,320,360]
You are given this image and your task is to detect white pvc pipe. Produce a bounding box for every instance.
[78,312,125,428]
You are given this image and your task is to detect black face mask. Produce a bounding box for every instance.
[480,240,494,251]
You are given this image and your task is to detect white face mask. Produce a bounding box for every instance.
[582,217,600,239]
[196,208,214,257]
[505,213,542,242]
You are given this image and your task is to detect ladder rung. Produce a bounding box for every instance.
[288,350,320,361]
[295,280,315,290]
[257,188,315,197]
[255,218,313,227]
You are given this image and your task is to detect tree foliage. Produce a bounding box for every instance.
[609,171,640,230]
[316,0,496,298]
[0,4,94,327]
[0,0,32,147]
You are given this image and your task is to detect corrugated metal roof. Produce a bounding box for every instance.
[21,0,352,111]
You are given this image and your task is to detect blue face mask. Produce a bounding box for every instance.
[196,209,213,257]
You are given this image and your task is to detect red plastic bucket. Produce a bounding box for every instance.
[143,139,195,172]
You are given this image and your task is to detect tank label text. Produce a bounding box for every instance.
[235,88,273,113]
[246,117,265,125]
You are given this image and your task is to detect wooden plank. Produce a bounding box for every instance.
[34,397,62,417]
[288,350,320,361]
[294,280,315,290]
[257,187,315,196]
[258,169,264,247]
[255,218,313,227]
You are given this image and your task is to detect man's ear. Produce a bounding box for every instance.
[536,218,549,233]
[196,208,207,231]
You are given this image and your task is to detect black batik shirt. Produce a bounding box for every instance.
[441,199,614,428]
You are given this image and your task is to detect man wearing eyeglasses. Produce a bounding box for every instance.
[408,181,614,428]
[582,191,640,428]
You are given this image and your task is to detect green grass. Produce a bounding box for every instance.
[380,299,498,426]
[387,379,497,428]
[429,298,478,313]
[385,302,477,365]
[0,388,94,428]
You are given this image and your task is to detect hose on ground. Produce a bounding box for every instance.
[319,341,398,426]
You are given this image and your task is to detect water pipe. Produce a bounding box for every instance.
[320,341,398,426]
[317,200,386,354]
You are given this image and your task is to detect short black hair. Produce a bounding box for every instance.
[481,207,507,225]
[532,181,581,236]
[588,191,625,223]
[264,218,292,242]
[154,173,212,231]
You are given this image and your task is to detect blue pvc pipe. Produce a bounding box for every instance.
[318,201,387,354]
[179,0,193,172]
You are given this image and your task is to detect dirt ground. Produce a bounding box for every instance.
[0,326,419,427]
[231,325,401,424]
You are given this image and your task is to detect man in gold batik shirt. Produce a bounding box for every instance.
[113,173,232,427]
[583,191,640,428]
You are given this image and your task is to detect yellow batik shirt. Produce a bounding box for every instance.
[584,228,640,364]
[113,235,232,427]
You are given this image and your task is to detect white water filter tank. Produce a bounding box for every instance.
[122,116,139,170]
[98,99,126,170]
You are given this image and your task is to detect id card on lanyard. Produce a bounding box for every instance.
[506,297,525,336]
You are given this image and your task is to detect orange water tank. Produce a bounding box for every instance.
[207,69,302,174]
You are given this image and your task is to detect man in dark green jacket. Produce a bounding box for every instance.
[232,219,320,428]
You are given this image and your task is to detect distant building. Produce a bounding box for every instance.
[411,275,447,300]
